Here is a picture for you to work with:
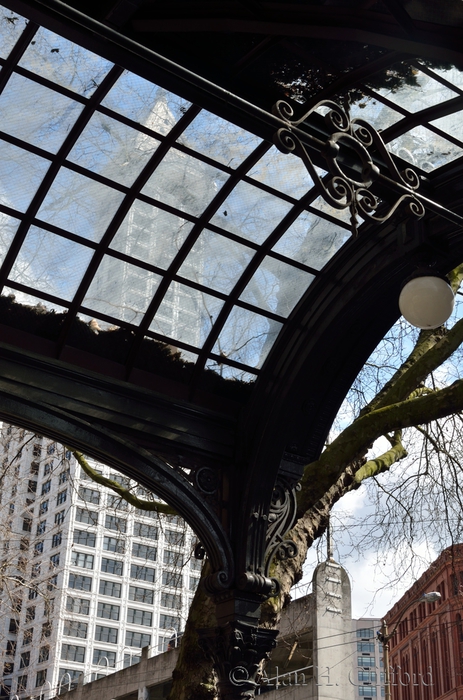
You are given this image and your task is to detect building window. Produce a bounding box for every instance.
[27,480,37,494]
[358,642,376,653]
[358,657,376,667]
[103,536,125,553]
[41,623,52,639]
[63,620,88,639]
[163,550,183,567]
[161,592,182,609]
[25,606,35,622]
[9,619,18,633]
[47,575,58,591]
[358,687,377,696]
[190,557,202,572]
[22,517,32,532]
[94,626,118,644]
[6,641,16,656]
[78,487,100,505]
[159,614,180,631]
[43,462,52,475]
[31,563,41,578]
[125,631,151,648]
[66,596,90,615]
[92,650,116,668]
[358,671,377,682]
[107,494,128,510]
[109,473,130,487]
[59,469,69,484]
[130,564,155,582]
[99,580,122,598]
[55,510,65,525]
[61,644,85,663]
[17,675,27,691]
[19,652,30,669]
[47,444,55,455]
[28,588,38,600]
[101,558,123,575]
[52,532,62,548]
[68,574,92,592]
[104,515,127,533]
[75,507,98,525]
[162,571,182,588]
[165,530,185,546]
[34,541,44,556]
[22,629,33,646]
[97,602,120,621]
[127,608,152,626]
[357,628,375,638]
[71,551,94,569]
[38,647,49,663]
[39,500,48,515]
[41,481,51,495]
[129,586,154,605]
[50,553,60,569]
[58,668,82,686]
[3,662,14,676]
[132,542,157,561]
[56,490,67,505]
[36,520,47,535]
[123,654,141,668]
[133,522,158,539]
[189,576,199,592]
[73,530,96,547]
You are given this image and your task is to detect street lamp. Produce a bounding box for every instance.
[377,591,441,700]
[399,274,454,329]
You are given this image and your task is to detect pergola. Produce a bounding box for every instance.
[1,1,463,697]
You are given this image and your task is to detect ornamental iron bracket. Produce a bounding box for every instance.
[272,99,428,236]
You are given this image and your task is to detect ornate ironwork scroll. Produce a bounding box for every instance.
[263,476,300,580]
[272,99,425,237]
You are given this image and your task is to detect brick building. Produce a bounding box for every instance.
[385,545,463,700]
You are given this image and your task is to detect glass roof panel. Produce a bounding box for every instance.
[101,73,191,136]
[239,256,315,318]
[387,125,463,172]
[204,358,257,382]
[209,181,293,245]
[141,149,229,217]
[372,70,459,113]
[248,146,315,199]
[0,213,21,266]
[83,256,162,325]
[0,140,50,212]
[0,72,84,154]
[150,283,224,348]
[110,202,194,270]
[67,112,160,187]
[429,112,463,146]
[0,10,29,59]
[213,306,282,369]
[18,26,113,97]
[349,97,404,131]
[36,168,126,242]
[177,230,255,294]
[9,227,93,301]
[179,110,261,168]
[421,66,463,94]
[272,211,349,269]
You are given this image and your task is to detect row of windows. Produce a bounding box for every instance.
[68,567,192,593]
[75,508,183,544]
[61,630,154,660]
[38,491,67,515]
[63,605,157,634]
[72,531,158,561]
[70,551,183,573]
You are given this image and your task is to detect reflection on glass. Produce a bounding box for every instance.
[150,283,223,348]
[84,256,162,325]
[373,70,458,113]
[0,213,20,268]
[213,306,282,369]
[102,74,191,135]
[240,256,314,318]
[142,149,228,217]
[10,227,93,301]
[18,26,113,96]
[67,112,159,187]
[350,97,403,132]
[0,73,84,154]
[111,202,193,270]
[179,110,261,167]
[177,230,255,294]
[210,181,293,245]
[272,210,349,270]
[37,167,125,242]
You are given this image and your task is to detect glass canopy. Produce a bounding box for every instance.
[0,6,463,394]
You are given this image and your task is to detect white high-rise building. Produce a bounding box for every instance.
[0,425,199,700]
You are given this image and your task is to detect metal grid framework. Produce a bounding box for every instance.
[0,7,463,393]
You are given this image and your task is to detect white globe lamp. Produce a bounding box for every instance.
[399,274,454,329]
